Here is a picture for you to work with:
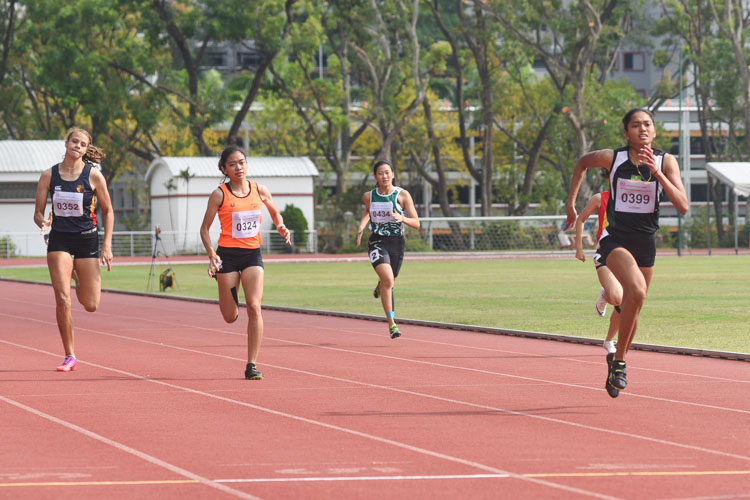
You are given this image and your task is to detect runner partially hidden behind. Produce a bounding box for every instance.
[574,191,622,356]
[356,160,420,339]
[565,108,688,398]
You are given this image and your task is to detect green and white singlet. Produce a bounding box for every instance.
[369,187,404,237]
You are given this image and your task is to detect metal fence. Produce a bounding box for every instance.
[0,229,318,258]
[2,214,747,258]
[419,216,569,252]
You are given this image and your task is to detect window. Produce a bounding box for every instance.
[623,52,645,71]
[0,182,37,199]
[205,51,227,68]
[237,51,262,69]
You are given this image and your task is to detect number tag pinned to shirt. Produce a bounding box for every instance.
[52,191,84,217]
[370,202,395,223]
[232,210,261,239]
[615,179,657,214]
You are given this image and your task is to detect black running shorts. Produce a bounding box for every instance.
[367,234,405,277]
[47,229,100,259]
[594,231,657,268]
[216,246,264,273]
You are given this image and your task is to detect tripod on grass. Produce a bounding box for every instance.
[146,226,172,291]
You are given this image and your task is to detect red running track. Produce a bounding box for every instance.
[1,280,749,500]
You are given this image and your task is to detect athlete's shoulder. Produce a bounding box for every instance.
[579,148,616,168]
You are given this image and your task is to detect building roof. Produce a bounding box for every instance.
[0,140,65,173]
[145,156,319,182]
[705,162,750,197]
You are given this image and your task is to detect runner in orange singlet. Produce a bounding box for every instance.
[200,146,291,380]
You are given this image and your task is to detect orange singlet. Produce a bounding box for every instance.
[596,190,609,241]
[217,181,263,249]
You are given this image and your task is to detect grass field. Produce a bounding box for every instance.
[1,255,748,353]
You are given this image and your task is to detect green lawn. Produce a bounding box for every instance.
[2,255,748,353]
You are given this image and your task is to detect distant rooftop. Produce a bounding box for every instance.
[145,156,319,182]
[0,141,65,173]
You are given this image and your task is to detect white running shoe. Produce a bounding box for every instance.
[595,287,607,317]
[603,340,616,354]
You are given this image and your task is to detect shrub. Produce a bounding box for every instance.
[277,204,309,248]
[0,236,18,258]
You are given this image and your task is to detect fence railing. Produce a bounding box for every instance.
[2,213,747,258]
[415,214,748,252]
[0,229,318,258]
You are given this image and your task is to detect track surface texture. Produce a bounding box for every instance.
[1,280,749,499]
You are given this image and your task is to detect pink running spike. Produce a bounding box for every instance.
[56,356,77,372]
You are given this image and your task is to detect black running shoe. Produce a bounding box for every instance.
[605,353,619,398]
[373,281,380,298]
[609,359,627,389]
[389,324,401,339]
[244,363,264,380]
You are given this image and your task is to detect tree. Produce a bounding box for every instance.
[179,167,194,250]
[486,0,635,205]
[268,0,375,197]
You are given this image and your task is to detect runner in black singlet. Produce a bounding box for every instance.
[564,109,688,397]
[33,128,114,372]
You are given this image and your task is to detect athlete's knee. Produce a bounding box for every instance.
[380,276,395,289]
[246,301,262,319]
[81,300,99,313]
[54,292,72,310]
[625,283,648,306]
[221,309,239,323]
[607,288,623,306]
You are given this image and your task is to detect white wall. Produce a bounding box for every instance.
[0,202,48,256]
[148,164,316,254]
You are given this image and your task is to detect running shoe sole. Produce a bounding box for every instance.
[373,282,380,299]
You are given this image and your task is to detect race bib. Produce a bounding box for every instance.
[615,179,657,214]
[232,210,261,239]
[370,201,395,223]
[52,191,84,217]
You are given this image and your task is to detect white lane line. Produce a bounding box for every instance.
[216,473,510,483]
[0,339,617,500]
[0,394,260,500]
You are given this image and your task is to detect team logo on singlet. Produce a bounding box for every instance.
[76,185,84,193]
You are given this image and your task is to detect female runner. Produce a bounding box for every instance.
[356,160,420,339]
[199,146,291,380]
[33,127,114,372]
[565,108,688,397]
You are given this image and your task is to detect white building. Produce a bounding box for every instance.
[144,156,319,254]
[0,140,66,256]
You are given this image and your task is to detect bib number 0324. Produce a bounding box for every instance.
[231,210,261,239]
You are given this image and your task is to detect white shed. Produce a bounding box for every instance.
[0,140,65,256]
[144,156,318,253]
